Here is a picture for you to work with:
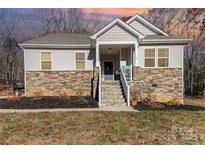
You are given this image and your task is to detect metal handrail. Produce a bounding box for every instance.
[120,66,130,106]
[98,66,101,107]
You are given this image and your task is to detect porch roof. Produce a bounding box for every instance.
[139,35,192,45]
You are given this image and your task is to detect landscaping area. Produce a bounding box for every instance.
[0,96,97,109]
[0,98,205,144]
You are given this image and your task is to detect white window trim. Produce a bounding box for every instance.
[75,51,87,70]
[157,48,170,68]
[144,47,156,68]
[40,51,52,71]
[143,46,170,68]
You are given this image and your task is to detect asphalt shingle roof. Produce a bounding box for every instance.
[22,33,91,45]
[142,35,185,40]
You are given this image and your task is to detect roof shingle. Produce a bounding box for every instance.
[22,33,91,45]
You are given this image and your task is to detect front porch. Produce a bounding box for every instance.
[90,19,141,107]
[95,42,138,107]
[97,43,137,81]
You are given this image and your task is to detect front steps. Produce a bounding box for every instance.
[101,80,126,107]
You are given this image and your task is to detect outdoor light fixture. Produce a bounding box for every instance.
[108,48,112,53]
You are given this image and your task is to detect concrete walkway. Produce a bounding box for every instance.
[0,106,139,113]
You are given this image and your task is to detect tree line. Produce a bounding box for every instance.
[0,8,205,96]
[143,8,205,96]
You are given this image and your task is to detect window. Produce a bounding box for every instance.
[76,52,85,69]
[158,48,169,67]
[144,48,155,67]
[41,52,51,70]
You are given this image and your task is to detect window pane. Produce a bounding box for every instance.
[42,62,51,69]
[145,59,155,67]
[42,52,51,61]
[145,49,155,57]
[76,53,85,60]
[76,52,85,69]
[76,62,85,69]
[158,58,168,67]
[158,48,169,57]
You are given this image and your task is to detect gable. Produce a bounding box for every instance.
[91,18,144,40]
[127,15,168,36]
[97,24,137,41]
[129,20,157,35]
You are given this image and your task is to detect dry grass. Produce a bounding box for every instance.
[184,97,205,107]
[0,85,13,96]
[0,111,205,144]
[57,90,70,100]
[33,90,44,97]
[32,90,44,101]
[7,95,21,102]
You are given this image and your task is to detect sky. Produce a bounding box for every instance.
[1,8,150,42]
[83,8,149,16]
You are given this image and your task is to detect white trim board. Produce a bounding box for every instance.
[126,14,169,36]
[91,18,144,40]
[97,40,138,45]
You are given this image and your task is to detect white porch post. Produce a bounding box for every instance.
[134,43,139,66]
[130,46,133,81]
[96,44,100,67]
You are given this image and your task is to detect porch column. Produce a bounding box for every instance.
[134,43,139,66]
[130,46,133,81]
[96,44,100,67]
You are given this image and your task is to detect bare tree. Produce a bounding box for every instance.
[0,9,23,87]
[143,8,186,34]
[182,9,205,96]
[145,8,205,96]
[24,8,103,35]
[0,9,16,47]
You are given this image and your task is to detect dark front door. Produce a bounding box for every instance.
[104,61,114,80]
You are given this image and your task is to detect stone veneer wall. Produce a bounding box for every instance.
[129,67,183,103]
[26,69,99,97]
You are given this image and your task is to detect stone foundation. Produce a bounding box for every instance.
[26,70,98,97]
[129,67,183,104]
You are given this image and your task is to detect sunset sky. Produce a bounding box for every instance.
[83,8,149,16]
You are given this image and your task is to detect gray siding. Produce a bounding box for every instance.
[129,20,157,36]
[97,25,137,41]
[138,45,183,68]
[24,49,94,71]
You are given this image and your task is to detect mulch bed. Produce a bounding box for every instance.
[135,101,205,111]
[0,84,13,96]
[0,96,98,109]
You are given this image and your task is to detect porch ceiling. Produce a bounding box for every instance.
[99,44,131,55]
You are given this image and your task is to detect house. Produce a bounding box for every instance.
[20,14,191,107]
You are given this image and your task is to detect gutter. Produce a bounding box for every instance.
[19,43,92,49]
[142,39,192,42]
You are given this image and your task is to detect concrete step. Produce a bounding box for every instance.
[101,85,121,88]
[101,103,127,107]
[101,88,122,91]
[102,99,126,103]
[102,81,121,85]
[101,89,122,93]
[101,80,126,107]
[101,95,125,99]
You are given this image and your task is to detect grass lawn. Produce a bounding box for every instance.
[1,109,205,144]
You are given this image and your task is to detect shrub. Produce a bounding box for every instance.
[33,90,44,97]
[166,98,180,105]
[32,90,44,101]
[57,90,69,100]
[7,95,21,102]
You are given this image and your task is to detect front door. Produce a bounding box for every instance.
[104,61,114,80]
